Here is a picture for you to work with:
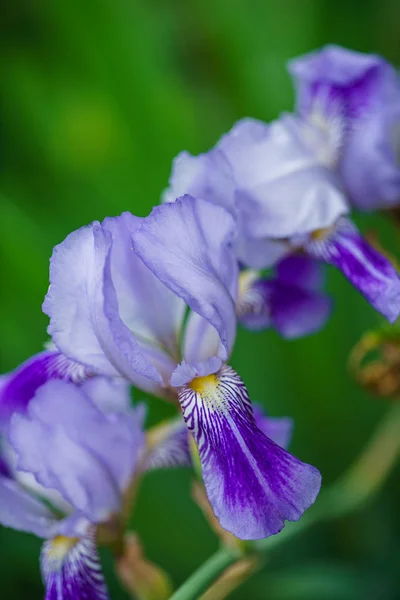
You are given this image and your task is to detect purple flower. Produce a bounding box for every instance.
[0,376,188,599]
[0,378,144,600]
[237,256,332,338]
[289,45,400,211]
[42,196,321,540]
[164,115,400,323]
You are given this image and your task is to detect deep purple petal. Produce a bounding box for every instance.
[9,380,145,520]
[145,419,191,470]
[252,405,294,450]
[43,223,163,386]
[132,196,238,360]
[289,45,395,120]
[0,351,90,427]
[276,255,325,290]
[177,365,321,540]
[237,274,332,337]
[42,534,109,600]
[0,475,57,538]
[307,218,400,323]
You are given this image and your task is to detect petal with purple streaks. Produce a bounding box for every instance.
[307,218,400,323]
[177,365,321,540]
[42,534,108,600]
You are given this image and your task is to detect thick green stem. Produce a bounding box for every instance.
[169,403,400,600]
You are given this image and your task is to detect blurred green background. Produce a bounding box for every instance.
[1,0,400,598]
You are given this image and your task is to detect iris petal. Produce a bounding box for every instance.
[177,365,321,540]
[41,534,108,600]
[307,218,400,322]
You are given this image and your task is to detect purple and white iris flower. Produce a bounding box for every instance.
[0,376,193,600]
[237,255,332,338]
[0,377,143,600]
[40,195,321,540]
[164,114,400,323]
[289,44,400,211]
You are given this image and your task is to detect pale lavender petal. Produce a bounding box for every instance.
[132,196,238,360]
[102,213,185,356]
[170,357,223,388]
[183,311,221,365]
[43,223,162,385]
[252,405,294,450]
[9,380,145,520]
[177,365,321,540]
[276,255,325,290]
[162,150,236,216]
[81,377,132,414]
[42,534,108,600]
[219,115,348,240]
[0,475,56,538]
[307,218,400,323]
[0,351,89,426]
[145,419,191,470]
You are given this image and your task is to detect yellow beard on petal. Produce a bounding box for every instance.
[189,373,218,395]
[47,536,80,563]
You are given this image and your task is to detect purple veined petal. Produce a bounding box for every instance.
[43,223,163,386]
[132,196,238,361]
[41,533,109,600]
[237,272,332,337]
[144,419,191,470]
[177,364,321,540]
[9,380,145,520]
[0,475,57,538]
[252,405,294,450]
[276,255,325,290]
[102,213,185,358]
[0,351,90,427]
[288,45,396,121]
[162,150,236,216]
[306,218,400,323]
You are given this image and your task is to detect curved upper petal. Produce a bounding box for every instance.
[132,196,238,361]
[288,45,396,119]
[102,213,185,357]
[219,115,348,241]
[43,223,163,387]
[162,150,236,216]
[9,380,145,521]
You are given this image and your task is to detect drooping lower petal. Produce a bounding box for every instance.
[306,218,400,323]
[41,534,108,600]
[0,351,90,426]
[177,365,321,540]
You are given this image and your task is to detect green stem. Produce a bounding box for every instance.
[169,548,238,600]
[169,402,400,600]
